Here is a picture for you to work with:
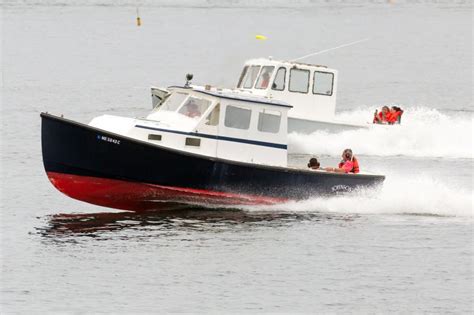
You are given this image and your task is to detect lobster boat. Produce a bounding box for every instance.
[42,84,385,211]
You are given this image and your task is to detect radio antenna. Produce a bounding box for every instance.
[291,38,369,62]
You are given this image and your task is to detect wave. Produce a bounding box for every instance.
[289,107,473,159]
[239,174,473,218]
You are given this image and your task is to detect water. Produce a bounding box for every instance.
[1,1,473,313]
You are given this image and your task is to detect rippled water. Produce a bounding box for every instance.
[1,1,473,313]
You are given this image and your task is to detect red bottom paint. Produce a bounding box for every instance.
[47,172,288,211]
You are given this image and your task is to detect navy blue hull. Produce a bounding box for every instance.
[41,113,384,209]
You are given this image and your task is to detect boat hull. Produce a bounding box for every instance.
[41,113,384,211]
[288,117,368,133]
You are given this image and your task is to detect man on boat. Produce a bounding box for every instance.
[307,157,321,170]
[258,70,272,89]
[325,149,360,174]
[183,101,201,118]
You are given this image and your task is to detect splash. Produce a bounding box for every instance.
[289,107,473,159]
[241,174,473,218]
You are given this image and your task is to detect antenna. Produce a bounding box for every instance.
[291,38,369,62]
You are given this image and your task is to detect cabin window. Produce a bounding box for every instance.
[272,67,286,91]
[160,92,188,112]
[313,71,334,96]
[224,105,251,130]
[185,138,201,147]
[237,66,249,88]
[205,103,220,126]
[178,96,211,119]
[289,68,310,93]
[255,66,275,89]
[243,65,261,89]
[258,109,281,133]
[148,134,162,141]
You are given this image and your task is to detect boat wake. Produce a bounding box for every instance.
[39,174,471,239]
[289,107,473,159]
[236,174,473,218]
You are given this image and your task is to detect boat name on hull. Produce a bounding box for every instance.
[331,184,352,194]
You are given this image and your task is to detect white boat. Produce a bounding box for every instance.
[151,58,372,133]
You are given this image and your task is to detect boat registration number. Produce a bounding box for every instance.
[97,135,121,145]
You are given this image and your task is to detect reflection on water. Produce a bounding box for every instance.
[38,203,358,240]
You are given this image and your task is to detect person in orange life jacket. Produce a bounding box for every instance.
[260,71,271,89]
[307,157,321,170]
[387,106,404,124]
[373,106,390,124]
[325,149,360,173]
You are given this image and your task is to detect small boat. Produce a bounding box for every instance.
[41,84,384,211]
[152,58,378,133]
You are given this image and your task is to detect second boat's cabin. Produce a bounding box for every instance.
[236,58,338,122]
[138,87,292,167]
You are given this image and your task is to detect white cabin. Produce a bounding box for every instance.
[91,86,292,167]
[235,58,338,124]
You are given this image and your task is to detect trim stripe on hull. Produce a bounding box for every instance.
[134,124,287,150]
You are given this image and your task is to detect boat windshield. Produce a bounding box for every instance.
[242,65,261,89]
[177,96,212,119]
[255,66,275,89]
[159,92,188,112]
[147,93,213,128]
[237,66,249,88]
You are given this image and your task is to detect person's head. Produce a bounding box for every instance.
[342,148,353,161]
[187,101,198,110]
[307,157,320,169]
[382,106,389,114]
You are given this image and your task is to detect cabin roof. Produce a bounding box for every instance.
[245,57,336,72]
[168,86,293,109]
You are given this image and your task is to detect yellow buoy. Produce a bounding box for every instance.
[136,7,141,26]
[255,35,267,40]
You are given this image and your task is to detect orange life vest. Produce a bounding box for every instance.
[392,110,403,124]
[352,157,360,173]
[339,156,360,173]
[386,111,397,124]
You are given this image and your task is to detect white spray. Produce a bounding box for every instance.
[289,107,473,159]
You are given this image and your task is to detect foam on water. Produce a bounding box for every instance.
[239,174,473,218]
[289,107,473,159]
